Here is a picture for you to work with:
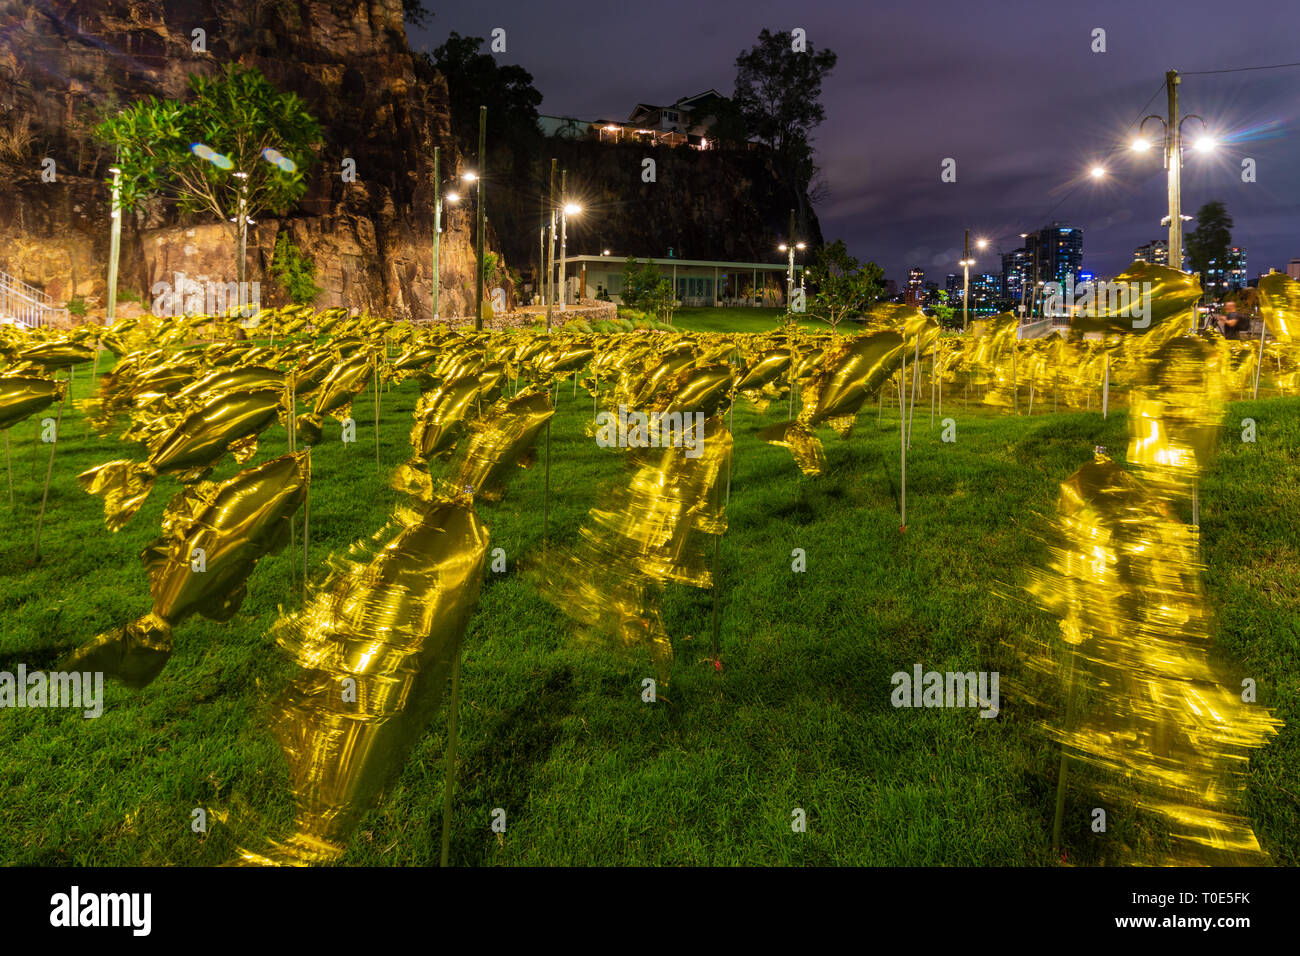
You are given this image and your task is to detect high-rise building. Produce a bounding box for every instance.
[971,273,1001,313]
[1134,239,1169,266]
[1205,247,1247,297]
[946,273,963,300]
[1001,248,1029,302]
[1287,258,1300,281]
[905,267,925,306]
[1034,223,1083,286]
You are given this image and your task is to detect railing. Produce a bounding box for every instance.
[0,271,70,328]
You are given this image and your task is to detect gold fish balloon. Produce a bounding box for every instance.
[295,351,374,444]
[237,495,488,865]
[1017,453,1281,864]
[760,329,905,476]
[79,386,285,530]
[1256,272,1298,342]
[542,414,732,679]
[408,375,483,461]
[0,374,67,432]
[63,453,310,687]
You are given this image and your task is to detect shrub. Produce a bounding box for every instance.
[66,295,89,317]
[270,232,324,304]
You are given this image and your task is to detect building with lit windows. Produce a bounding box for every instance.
[1134,239,1169,266]
[1204,247,1247,297]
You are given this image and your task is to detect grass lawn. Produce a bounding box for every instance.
[0,344,1296,866]
[670,306,828,334]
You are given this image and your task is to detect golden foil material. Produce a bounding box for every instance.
[1018,454,1281,864]
[1257,272,1299,342]
[0,374,66,431]
[240,497,488,864]
[79,386,285,530]
[759,330,905,476]
[63,453,310,687]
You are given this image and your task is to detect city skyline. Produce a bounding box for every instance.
[413,0,1300,287]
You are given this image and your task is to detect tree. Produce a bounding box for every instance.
[95,64,322,286]
[426,33,543,172]
[402,0,432,28]
[1184,200,1234,299]
[732,28,836,239]
[733,29,837,157]
[806,239,884,331]
[620,258,676,324]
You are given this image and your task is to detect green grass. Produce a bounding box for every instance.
[0,354,1296,866]
[670,306,828,334]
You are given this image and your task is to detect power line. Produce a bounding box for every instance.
[1183,60,1300,75]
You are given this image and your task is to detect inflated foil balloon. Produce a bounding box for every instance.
[63,453,310,687]
[237,496,487,865]
[15,339,96,369]
[408,375,483,461]
[1017,453,1281,864]
[79,386,285,530]
[1257,272,1299,342]
[760,329,905,476]
[0,374,66,431]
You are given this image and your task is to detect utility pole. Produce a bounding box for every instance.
[1165,70,1183,272]
[546,158,556,332]
[559,169,568,311]
[962,228,971,331]
[538,194,545,307]
[432,147,441,321]
[474,105,486,331]
[787,208,796,303]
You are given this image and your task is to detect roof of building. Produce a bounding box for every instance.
[569,255,802,271]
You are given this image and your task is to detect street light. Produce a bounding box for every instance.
[779,241,806,307]
[431,146,462,322]
[559,201,581,310]
[1089,165,1107,179]
[106,165,122,327]
[1129,69,1216,272]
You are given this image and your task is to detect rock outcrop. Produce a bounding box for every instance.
[0,0,482,320]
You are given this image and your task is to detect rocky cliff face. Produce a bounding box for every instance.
[0,0,481,320]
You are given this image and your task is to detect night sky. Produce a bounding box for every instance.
[411,0,1300,287]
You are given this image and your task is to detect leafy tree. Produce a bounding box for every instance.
[270,233,324,304]
[620,258,676,324]
[95,64,322,285]
[426,33,543,172]
[806,239,884,331]
[732,28,836,238]
[733,29,836,158]
[1184,200,1234,299]
[402,0,432,28]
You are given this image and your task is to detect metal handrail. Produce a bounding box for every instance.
[0,272,68,328]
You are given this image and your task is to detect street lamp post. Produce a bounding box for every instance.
[959,231,985,331]
[1129,70,1213,274]
[232,170,250,289]
[560,200,581,310]
[431,148,461,322]
[106,165,122,328]
[778,240,805,308]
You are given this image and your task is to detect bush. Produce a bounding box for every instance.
[66,295,89,317]
[270,233,324,305]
